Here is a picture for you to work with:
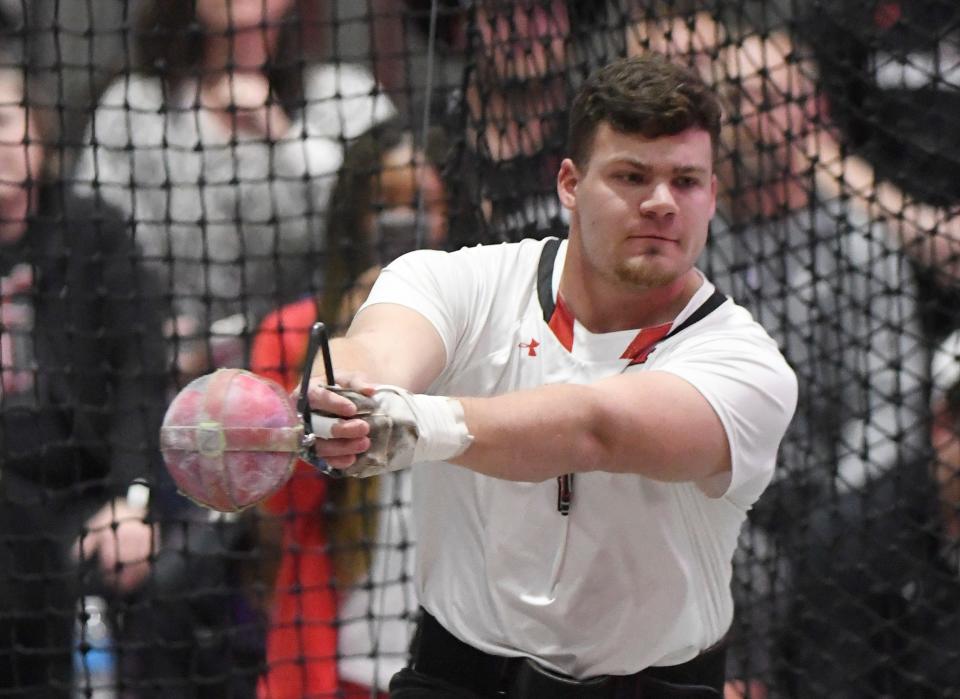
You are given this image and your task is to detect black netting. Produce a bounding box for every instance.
[0,0,957,697]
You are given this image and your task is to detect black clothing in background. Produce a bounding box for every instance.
[779,460,960,698]
[805,0,960,208]
[802,0,960,339]
[0,188,167,697]
[0,188,166,494]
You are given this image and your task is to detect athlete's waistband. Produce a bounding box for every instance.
[408,608,725,698]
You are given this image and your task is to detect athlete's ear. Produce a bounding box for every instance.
[557,158,579,212]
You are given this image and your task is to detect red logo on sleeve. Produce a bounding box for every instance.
[519,338,540,357]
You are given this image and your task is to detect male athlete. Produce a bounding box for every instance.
[302,54,798,698]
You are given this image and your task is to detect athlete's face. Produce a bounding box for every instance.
[558,122,716,290]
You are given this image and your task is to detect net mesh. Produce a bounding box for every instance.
[0,0,958,697]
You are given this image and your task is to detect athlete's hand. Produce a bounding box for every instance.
[299,374,472,478]
[300,372,375,469]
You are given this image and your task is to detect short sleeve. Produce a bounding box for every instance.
[357,248,484,369]
[658,315,799,508]
[302,63,397,140]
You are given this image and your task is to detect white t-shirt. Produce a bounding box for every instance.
[360,237,797,679]
[73,63,395,328]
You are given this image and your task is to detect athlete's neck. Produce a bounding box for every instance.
[558,246,702,334]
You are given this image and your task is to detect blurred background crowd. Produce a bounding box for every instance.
[0,0,957,697]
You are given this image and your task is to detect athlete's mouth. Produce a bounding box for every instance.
[627,234,676,243]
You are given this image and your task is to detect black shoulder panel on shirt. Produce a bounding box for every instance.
[666,290,728,339]
[537,237,561,323]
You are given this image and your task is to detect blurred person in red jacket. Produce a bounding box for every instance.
[252,118,447,699]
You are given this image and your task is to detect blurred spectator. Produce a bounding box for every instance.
[627,15,928,696]
[778,330,960,696]
[442,0,616,246]
[251,118,447,699]
[628,7,960,320]
[799,0,960,342]
[366,0,465,115]
[630,10,928,512]
[69,2,392,697]
[806,0,960,208]
[380,0,625,246]
[0,38,167,697]
[712,28,927,694]
[72,0,395,386]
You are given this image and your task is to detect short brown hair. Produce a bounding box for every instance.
[568,54,721,167]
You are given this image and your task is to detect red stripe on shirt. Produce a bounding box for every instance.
[548,294,575,351]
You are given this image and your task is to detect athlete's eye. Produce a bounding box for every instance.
[615,172,646,185]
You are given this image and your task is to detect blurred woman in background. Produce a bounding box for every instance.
[73,0,395,385]
[72,4,395,695]
[251,117,447,699]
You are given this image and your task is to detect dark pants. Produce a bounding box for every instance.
[388,667,724,699]
[389,668,484,698]
[393,611,724,699]
[115,514,265,699]
[0,492,79,699]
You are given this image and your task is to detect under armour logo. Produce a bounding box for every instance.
[519,338,540,357]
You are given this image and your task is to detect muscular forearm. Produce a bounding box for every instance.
[452,372,731,484]
[311,362,730,484]
[453,384,607,482]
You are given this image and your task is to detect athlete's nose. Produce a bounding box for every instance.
[640,182,678,218]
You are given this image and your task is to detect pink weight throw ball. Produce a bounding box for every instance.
[160,369,304,512]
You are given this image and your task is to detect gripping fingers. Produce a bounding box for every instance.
[310,416,369,440]
[313,417,372,469]
[334,371,377,395]
[307,381,360,416]
[314,435,371,460]
[324,454,359,469]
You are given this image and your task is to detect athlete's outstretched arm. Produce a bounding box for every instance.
[455,339,795,488]
[453,371,730,484]
[307,249,795,486]
[313,316,795,487]
[315,364,732,483]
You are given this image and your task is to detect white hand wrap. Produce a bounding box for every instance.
[316,385,473,479]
